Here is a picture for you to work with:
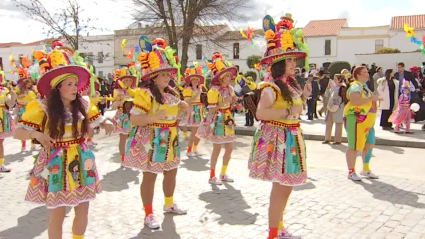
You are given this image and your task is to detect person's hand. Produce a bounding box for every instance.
[155,110,167,120]
[33,131,54,148]
[291,105,303,115]
[179,101,189,110]
[103,121,114,136]
[370,94,382,101]
[416,88,420,92]
[303,84,312,97]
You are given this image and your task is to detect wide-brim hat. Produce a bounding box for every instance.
[260,49,307,65]
[17,77,34,86]
[211,67,238,86]
[115,75,137,89]
[185,74,205,85]
[140,67,178,82]
[37,65,90,97]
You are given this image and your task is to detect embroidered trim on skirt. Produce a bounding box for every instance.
[123,125,181,174]
[248,122,308,186]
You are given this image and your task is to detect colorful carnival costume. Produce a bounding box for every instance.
[196,53,238,144]
[248,14,308,239]
[109,68,137,135]
[389,81,413,133]
[19,50,106,209]
[123,37,186,230]
[0,70,16,172]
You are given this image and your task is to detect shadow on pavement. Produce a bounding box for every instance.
[101,166,140,192]
[374,145,405,154]
[354,180,425,208]
[129,214,181,239]
[198,183,258,225]
[179,156,209,172]
[0,206,70,239]
[4,150,33,164]
[294,181,316,191]
[233,140,252,148]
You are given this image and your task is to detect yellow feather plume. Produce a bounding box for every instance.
[215,60,226,71]
[148,52,160,71]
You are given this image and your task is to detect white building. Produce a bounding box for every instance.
[78,35,115,79]
[0,39,54,81]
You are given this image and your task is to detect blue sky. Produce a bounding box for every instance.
[0,0,423,43]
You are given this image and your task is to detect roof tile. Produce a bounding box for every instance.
[303,19,347,37]
[391,14,425,30]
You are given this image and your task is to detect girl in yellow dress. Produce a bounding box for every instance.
[196,52,238,185]
[123,39,188,229]
[0,69,17,172]
[14,69,38,151]
[248,14,312,239]
[182,66,207,156]
[13,48,114,239]
[109,68,136,164]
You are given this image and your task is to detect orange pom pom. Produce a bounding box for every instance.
[31,178,38,185]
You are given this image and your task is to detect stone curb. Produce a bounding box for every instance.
[235,127,425,149]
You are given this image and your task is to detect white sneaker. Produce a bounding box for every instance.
[220,174,234,182]
[163,204,187,215]
[348,172,362,181]
[187,151,197,157]
[361,171,379,179]
[278,228,302,239]
[0,165,11,173]
[208,176,223,185]
[144,214,160,229]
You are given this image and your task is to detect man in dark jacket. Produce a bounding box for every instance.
[98,78,110,115]
[395,62,420,103]
[318,70,330,117]
[307,74,320,120]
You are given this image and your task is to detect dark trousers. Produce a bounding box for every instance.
[98,103,106,116]
[245,110,254,126]
[307,99,317,119]
[380,110,393,128]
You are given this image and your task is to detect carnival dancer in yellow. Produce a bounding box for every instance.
[248,14,312,239]
[81,78,102,144]
[0,69,17,172]
[197,52,238,185]
[344,66,381,181]
[109,68,136,164]
[123,38,188,229]
[13,46,114,239]
[13,68,38,151]
[182,65,207,156]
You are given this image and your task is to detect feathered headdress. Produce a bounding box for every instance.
[206,52,238,85]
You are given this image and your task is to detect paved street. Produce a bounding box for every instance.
[1,134,425,239]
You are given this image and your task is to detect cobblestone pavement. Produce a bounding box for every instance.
[1,134,425,239]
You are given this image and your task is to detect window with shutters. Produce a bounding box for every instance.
[196,44,202,60]
[233,43,240,59]
[324,40,331,55]
[375,39,384,52]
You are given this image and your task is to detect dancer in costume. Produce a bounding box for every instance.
[13,65,38,151]
[123,38,188,229]
[82,79,102,143]
[109,68,136,164]
[344,66,381,181]
[0,69,17,172]
[389,80,414,134]
[178,80,190,140]
[197,52,238,185]
[183,66,207,156]
[13,47,114,239]
[248,14,311,239]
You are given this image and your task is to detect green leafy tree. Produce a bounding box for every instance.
[244,70,257,81]
[246,55,262,69]
[328,61,351,79]
[376,47,401,54]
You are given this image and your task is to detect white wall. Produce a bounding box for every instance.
[0,45,34,81]
[78,35,115,78]
[305,36,337,68]
[355,52,425,71]
[389,29,425,53]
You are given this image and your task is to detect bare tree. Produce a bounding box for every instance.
[12,0,105,50]
[131,0,251,73]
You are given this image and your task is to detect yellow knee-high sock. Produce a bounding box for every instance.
[220,165,228,176]
[278,220,285,231]
[0,158,4,167]
[183,131,188,138]
[363,163,370,172]
[165,196,174,207]
[72,235,84,239]
[193,145,198,152]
